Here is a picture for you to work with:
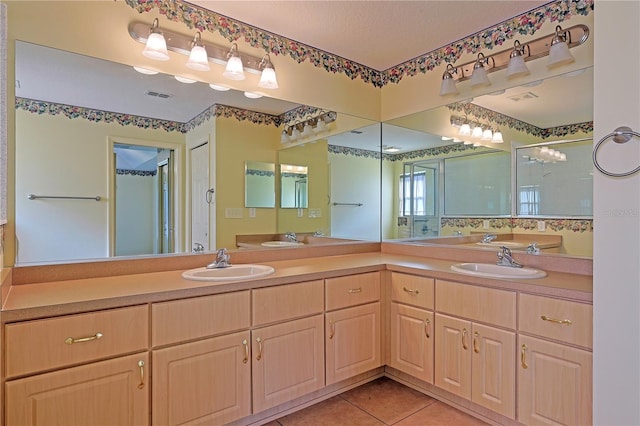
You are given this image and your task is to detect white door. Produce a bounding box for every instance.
[191,143,212,252]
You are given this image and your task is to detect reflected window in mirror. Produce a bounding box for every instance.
[515,139,593,217]
[280,164,308,209]
[245,161,276,208]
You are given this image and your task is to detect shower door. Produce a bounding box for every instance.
[400,161,440,238]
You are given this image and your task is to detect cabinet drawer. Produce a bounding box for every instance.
[153,291,250,347]
[325,272,380,311]
[519,293,593,349]
[436,280,516,329]
[253,280,324,326]
[391,273,434,309]
[5,305,148,378]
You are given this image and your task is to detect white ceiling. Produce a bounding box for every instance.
[192,1,550,71]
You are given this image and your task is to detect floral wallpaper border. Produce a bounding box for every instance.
[124,0,593,87]
[448,102,594,138]
[442,217,593,233]
[246,169,275,177]
[116,169,157,177]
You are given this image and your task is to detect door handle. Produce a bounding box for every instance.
[205,188,215,204]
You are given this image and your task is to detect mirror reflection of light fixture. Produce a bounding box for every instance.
[301,123,315,138]
[280,130,290,144]
[470,53,492,87]
[186,31,210,71]
[209,83,230,91]
[481,128,494,141]
[257,54,279,89]
[492,129,504,143]
[548,25,575,67]
[244,91,262,99]
[314,117,327,133]
[223,43,246,80]
[459,123,472,136]
[281,112,337,144]
[439,64,460,96]
[133,66,158,75]
[506,40,530,78]
[471,124,484,138]
[142,18,170,61]
[174,75,196,83]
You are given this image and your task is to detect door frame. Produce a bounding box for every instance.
[108,136,184,257]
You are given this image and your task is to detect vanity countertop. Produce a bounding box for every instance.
[1,249,592,323]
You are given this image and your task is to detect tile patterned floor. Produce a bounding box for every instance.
[264,377,489,426]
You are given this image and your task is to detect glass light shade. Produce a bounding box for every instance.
[280,131,290,144]
[471,125,483,138]
[470,65,490,87]
[133,66,158,75]
[174,75,196,84]
[258,67,279,89]
[481,128,493,141]
[506,54,529,78]
[458,123,471,136]
[492,131,504,143]
[290,127,301,140]
[142,33,170,61]
[186,45,210,71]
[223,55,245,80]
[548,41,574,67]
[314,118,327,133]
[439,77,458,96]
[301,124,314,138]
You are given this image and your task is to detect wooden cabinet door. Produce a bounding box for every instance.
[152,331,251,426]
[435,314,471,399]
[518,335,592,426]
[252,314,325,413]
[471,323,516,419]
[325,302,381,385]
[5,353,149,426]
[390,303,434,384]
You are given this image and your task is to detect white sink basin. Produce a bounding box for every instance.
[451,263,546,279]
[261,241,304,247]
[182,264,275,281]
[476,241,526,249]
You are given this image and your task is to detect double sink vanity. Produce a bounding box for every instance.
[0,241,592,426]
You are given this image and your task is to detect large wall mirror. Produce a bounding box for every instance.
[13,41,381,265]
[381,67,593,256]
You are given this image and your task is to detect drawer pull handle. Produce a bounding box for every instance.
[137,360,145,389]
[64,332,103,345]
[424,318,431,339]
[329,321,335,339]
[521,344,528,369]
[473,331,480,354]
[462,328,468,350]
[348,287,362,294]
[403,287,420,295]
[541,315,572,325]
[242,339,249,364]
[256,337,263,361]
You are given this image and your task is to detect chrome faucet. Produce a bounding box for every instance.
[482,233,497,243]
[526,242,540,254]
[496,246,523,268]
[193,242,205,253]
[207,248,231,269]
[285,232,298,243]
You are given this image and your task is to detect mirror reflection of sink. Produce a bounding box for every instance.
[182,264,275,282]
[476,241,526,248]
[451,263,546,279]
[261,241,304,247]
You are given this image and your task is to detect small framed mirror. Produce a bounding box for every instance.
[245,161,276,208]
[280,164,308,208]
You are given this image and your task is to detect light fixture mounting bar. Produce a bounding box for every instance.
[128,21,263,74]
[452,24,589,82]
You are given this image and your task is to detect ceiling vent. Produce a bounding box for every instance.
[507,91,539,102]
[145,90,173,99]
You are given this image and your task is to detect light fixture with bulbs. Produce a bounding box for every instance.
[438,24,588,96]
[129,20,280,91]
[281,111,337,143]
[450,115,504,144]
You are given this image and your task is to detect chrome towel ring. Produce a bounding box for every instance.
[593,126,640,177]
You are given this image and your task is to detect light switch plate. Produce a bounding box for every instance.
[483,220,490,230]
[225,208,243,219]
[308,208,321,218]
